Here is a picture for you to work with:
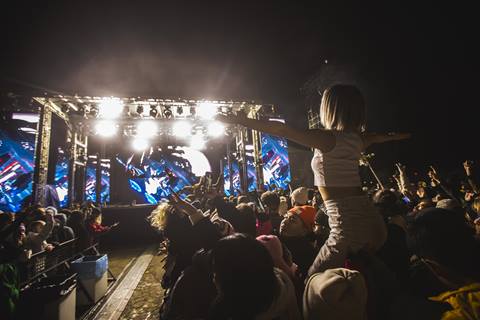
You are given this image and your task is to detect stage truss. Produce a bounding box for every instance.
[30,95,284,205]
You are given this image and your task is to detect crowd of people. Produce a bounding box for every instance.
[148,85,480,320]
[0,201,118,318]
[2,84,480,319]
[150,159,480,320]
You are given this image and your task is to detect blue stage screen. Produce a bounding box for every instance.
[223,160,241,196]
[116,151,197,204]
[246,155,257,192]
[85,160,110,203]
[261,133,291,190]
[53,147,69,207]
[0,114,37,212]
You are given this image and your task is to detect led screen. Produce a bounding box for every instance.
[0,114,37,212]
[85,160,110,203]
[116,149,197,204]
[261,133,291,190]
[53,147,69,207]
[223,160,241,196]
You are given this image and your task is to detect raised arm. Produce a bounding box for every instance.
[362,132,411,149]
[216,114,335,152]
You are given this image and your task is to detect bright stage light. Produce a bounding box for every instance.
[132,138,149,151]
[177,147,211,176]
[137,121,157,138]
[95,120,118,137]
[190,134,205,150]
[172,121,192,137]
[197,102,218,120]
[98,97,124,119]
[207,121,225,137]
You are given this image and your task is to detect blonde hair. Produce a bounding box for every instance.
[320,84,366,132]
[149,202,172,230]
[473,197,480,214]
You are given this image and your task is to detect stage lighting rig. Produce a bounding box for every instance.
[95,120,117,137]
[150,104,158,118]
[207,121,225,137]
[132,138,149,151]
[176,106,183,115]
[136,105,144,116]
[172,121,192,137]
[190,133,205,150]
[197,101,218,120]
[163,105,172,118]
[137,121,157,138]
[98,97,124,119]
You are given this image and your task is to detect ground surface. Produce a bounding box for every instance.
[119,253,166,319]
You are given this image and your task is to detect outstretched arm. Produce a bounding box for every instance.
[362,132,411,149]
[216,114,335,152]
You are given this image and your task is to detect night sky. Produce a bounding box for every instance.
[1,1,477,173]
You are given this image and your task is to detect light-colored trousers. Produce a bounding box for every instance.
[308,195,387,275]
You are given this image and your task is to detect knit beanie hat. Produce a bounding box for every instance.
[291,187,309,206]
[436,198,461,211]
[256,235,294,278]
[45,206,58,215]
[303,268,368,320]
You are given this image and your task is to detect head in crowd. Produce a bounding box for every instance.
[278,196,289,216]
[89,207,103,224]
[373,189,407,219]
[235,203,257,238]
[436,198,463,215]
[237,195,248,205]
[31,207,46,221]
[28,220,46,234]
[211,233,278,319]
[149,202,174,231]
[320,84,366,132]
[414,199,434,212]
[407,208,480,287]
[257,234,296,278]
[280,212,311,237]
[54,213,68,226]
[291,187,309,206]
[67,210,86,228]
[303,268,368,320]
[471,196,480,215]
[261,191,280,215]
[45,206,57,216]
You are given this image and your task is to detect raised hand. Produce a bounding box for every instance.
[428,166,441,186]
[169,189,198,216]
[464,160,474,177]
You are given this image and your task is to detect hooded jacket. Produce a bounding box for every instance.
[430,283,480,320]
[256,268,302,320]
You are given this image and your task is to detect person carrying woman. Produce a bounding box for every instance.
[217,84,410,274]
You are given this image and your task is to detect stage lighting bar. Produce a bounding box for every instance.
[95,120,118,137]
[150,104,158,118]
[136,121,158,138]
[172,121,192,137]
[207,121,225,137]
[98,97,124,119]
[136,105,144,116]
[197,102,218,120]
[132,138,149,151]
[190,133,205,150]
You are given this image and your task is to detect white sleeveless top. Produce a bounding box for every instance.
[311,131,363,187]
